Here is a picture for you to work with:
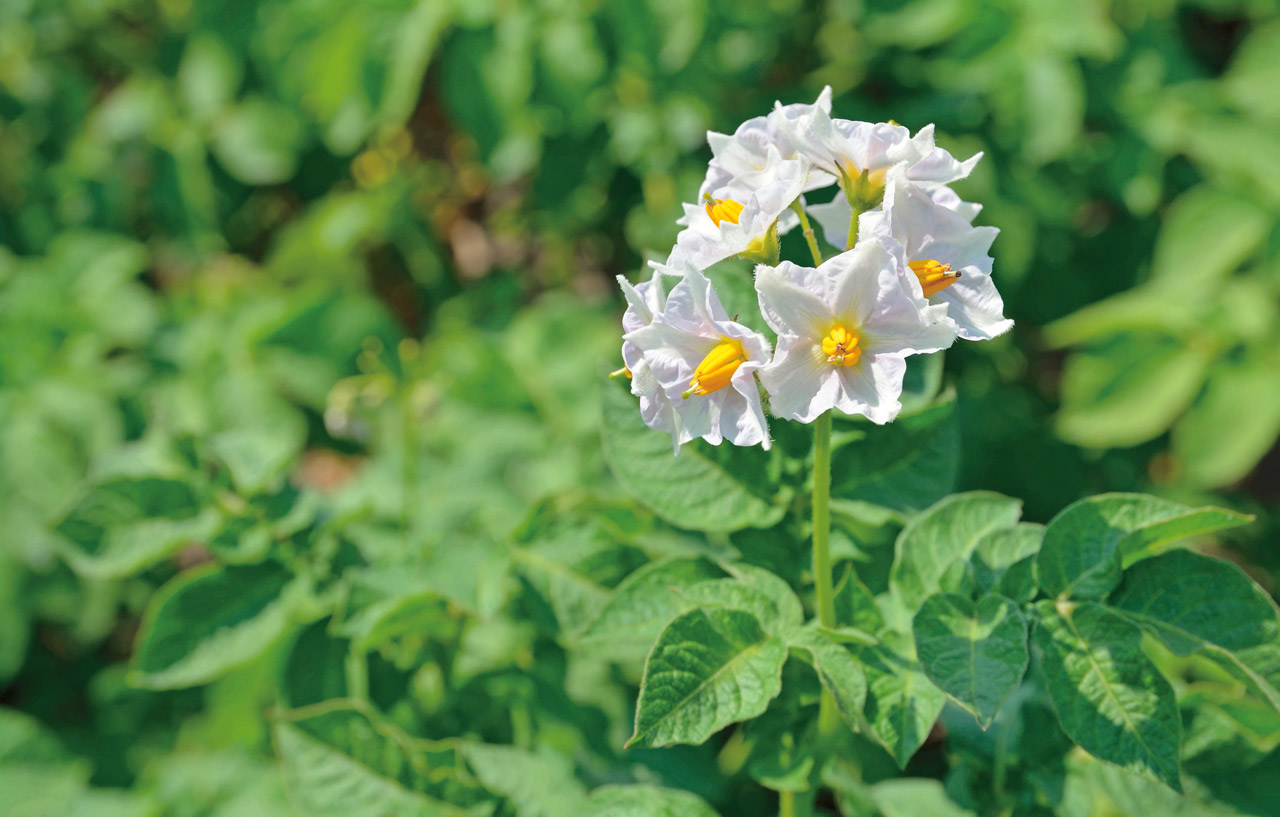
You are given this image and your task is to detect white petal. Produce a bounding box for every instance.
[829,239,900,328]
[759,334,840,423]
[722,375,771,449]
[808,197,853,252]
[936,268,1014,341]
[754,262,833,338]
[833,352,906,424]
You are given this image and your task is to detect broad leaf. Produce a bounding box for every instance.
[54,477,222,580]
[787,627,867,730]
[581,784,721,817]
[1033,601,1182,790]
[577,558,724,664]
[1036,494,1250,599]
[1172,351,1280,489]
[870,778,976,817]
[462,744,586,817]
[131,563,314,689]
[601,379,784,533]
[854,636,947,768]
[968,523,1043,604]
[912,593,1029,727]
[1054,334,1213,448]
[627,607,786,748]
[833,565,885,634]
[680,564,803,636]
[1111,549,1280,712]
[890,492,1023,613]
[273,706,490,817]
[830,399,959,513]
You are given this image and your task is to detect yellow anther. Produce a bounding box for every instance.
[609,367,632,380]
[821,325,861,367]
[702,193,745,227]
[908,260,962,298]
[682,339,747,398]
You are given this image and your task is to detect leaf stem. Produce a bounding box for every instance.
[780,790,797,817]
[790,199,824,266]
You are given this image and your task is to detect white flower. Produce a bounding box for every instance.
[670,148,808,271]
[702,86,837,196]
[624,263,773,452]
[860,165,1013,341]
[617,265,679,433]
[787,112,981,250]
[755,239,955,424]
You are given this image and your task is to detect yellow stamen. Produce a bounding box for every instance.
[909,259,961,298]
[702,193,745,227]
[682,339,747,398]
[609,367,632,380]
[821,325,861,367]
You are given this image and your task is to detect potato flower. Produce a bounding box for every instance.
[701,86,836,196]
[669,148,808,270]
[624,263,773,451]
[860,166,1013,341]
[755,239,954,424]
[616,264,680,434]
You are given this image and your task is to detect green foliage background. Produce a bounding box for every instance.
[2,0,1279,815]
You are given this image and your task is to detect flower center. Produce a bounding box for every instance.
[909,260,962,297]
[703,193,745,227]
[821,324,861,367]
[682,339,747,398]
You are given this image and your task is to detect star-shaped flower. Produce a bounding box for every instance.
[625,264,773,451]
[755,239,955,424]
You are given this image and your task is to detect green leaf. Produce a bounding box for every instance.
[912,593,1029,727]
[461,744,586,817]
[211,96,306,185]
[209,425,306,495]
[54,477,221,580]
[869,778,976,817]
[1173,352,1280,489]
[628,607,786,748]
[853,636,947,768]
[1110,549,1280,712]
[1055,334,1213,448]
[679,564,804,636]
[830,399,959,513]
[581,784,721,817]
[576,558,724,664]
[273,706,490,817]
[1033,601,1182,790]
[968,523,1043,604]
[1148,186,1270,290]
[787,627,867,730]
[1036,493,1251,600]
[890,492,1023,613]
[131,563,315,689]
[601,379,784,533]
[833,564,885,634]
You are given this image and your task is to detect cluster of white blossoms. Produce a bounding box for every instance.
[615,87,1012,453]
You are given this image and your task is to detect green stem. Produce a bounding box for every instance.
[790,199,824,266]
[812,410,842,741]
[812,411,835,628]
[845,204,859,251]
[780,790,797,817]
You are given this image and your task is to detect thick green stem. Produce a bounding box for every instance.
[812,410,842,741]
[790,200,824,266]
[812,411,836,628]
[779,790,797,817]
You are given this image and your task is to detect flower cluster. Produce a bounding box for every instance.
[615,88,1012,452]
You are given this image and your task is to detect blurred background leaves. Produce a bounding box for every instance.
[1,0,1278,814]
